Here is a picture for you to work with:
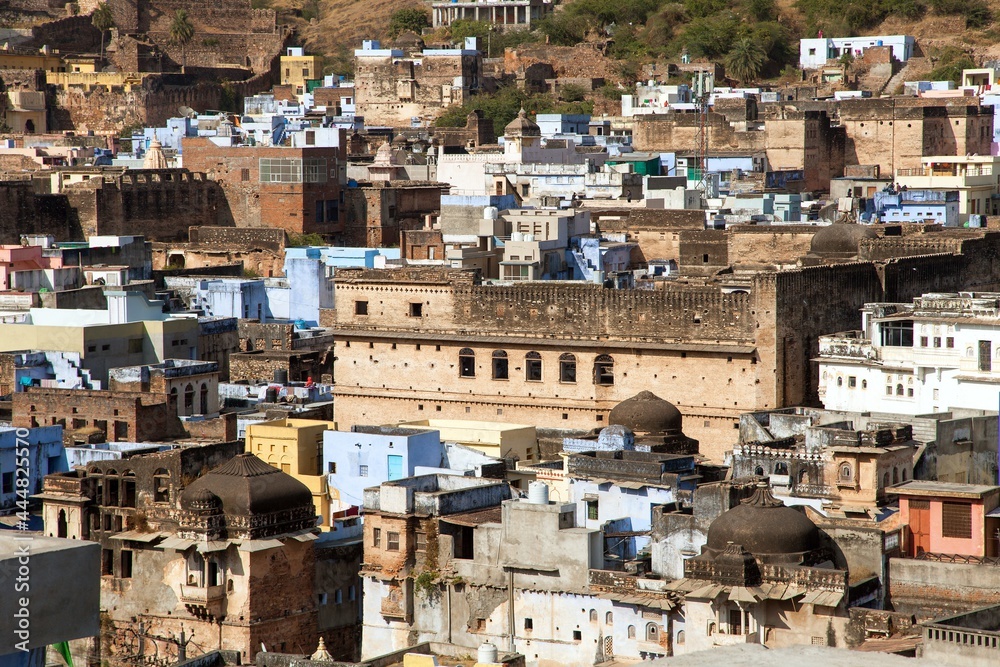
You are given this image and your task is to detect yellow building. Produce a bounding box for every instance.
[396,418,537,462]
[245,417,337,529]
[280,47,322,95]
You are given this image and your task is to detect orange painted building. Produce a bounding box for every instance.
[889,480,1000,558]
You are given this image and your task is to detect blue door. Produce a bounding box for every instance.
[387,455,403,481]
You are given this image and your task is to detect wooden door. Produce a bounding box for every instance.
[909,500,931,556]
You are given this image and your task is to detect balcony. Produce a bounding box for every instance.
[179,584,225,619]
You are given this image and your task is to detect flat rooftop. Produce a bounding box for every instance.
[887,480,999,499]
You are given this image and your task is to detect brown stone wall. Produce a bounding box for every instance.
[401,228,444,260]
[590,209,705,263]
[0,180,83,243]
[229,350,330,383]
[678,230,729,276]
[354,52,481,125]
[727,226,818,265]
[63,170,227,241]
[13,387,187,443]
[344,182,444,247]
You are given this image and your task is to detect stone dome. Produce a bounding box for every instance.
[706,483,820,560]
[504,108,540,138]
[609,391,683,435]
[809,222,878,257]
[182,452,313,518]
[181,487,221,511]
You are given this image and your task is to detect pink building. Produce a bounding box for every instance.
[889,480,1000,559]
[0,245,74,292]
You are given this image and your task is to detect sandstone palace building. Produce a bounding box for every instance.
[330,225,1000,460]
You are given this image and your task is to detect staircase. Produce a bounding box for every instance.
[881,57,932,96]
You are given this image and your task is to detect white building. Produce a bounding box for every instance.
[621,84,692,117]
[818,292,1000,415]
[799,35,914,69]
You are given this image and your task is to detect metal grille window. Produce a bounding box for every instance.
[941,502,972,539]
[259,158,302,183]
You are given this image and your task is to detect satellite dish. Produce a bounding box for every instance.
[177,105,196,118]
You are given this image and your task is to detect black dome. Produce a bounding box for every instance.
[706,484,820,559]
[809,222,877,256]
[182,452,314,517]
[609,391,683,434]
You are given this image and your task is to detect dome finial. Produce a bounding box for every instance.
[311,638,332,661]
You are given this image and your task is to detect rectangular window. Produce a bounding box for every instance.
[492,355,509,380]
[573,631,582,641]
[526,357,542,382]
[0,472,12,494]
[947,337,955,348]
[259,157,303,183]
[373,527,381,547]
[335,589,343,604]
[979,340,992,372]
[359,465,368,477]
[942,502,972,539]
[881,320,914,347]
[120,550,133,578]
[101,549,114,575]
[848,376,857,388]
[920,336,928,347]
[240,168,250,181]
[328,462,337,473]
[415,531,427,552]
[409,303,423,317]
[128,338,143,354]
[355,300,368,315]
[586,500,599,520]
[386,531,400,551]
[933,337,941,348]
[326,200,338,223]
[560,357,577,383]
[524,618,533,630]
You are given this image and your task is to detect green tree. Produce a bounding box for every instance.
[387,8,431,38]
[743,0,776,21]
[725,36,766,83]
[169,9,195,73]
[681,12,739,58]
[91,2,114,64]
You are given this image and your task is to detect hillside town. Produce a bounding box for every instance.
[6,0,1000,665]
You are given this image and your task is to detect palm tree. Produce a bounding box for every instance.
[725,37,766,84]
[91,2,114,65]
[169,9,194,73]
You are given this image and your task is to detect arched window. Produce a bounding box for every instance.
[754,466,764,476]
[153,468,170,503]
[605,612,613,625]
[676,630,685,645]
[862,380,867,389]
[774,462,788,475]
[627,626,636,639]
[893,468,899,484]
[883,472,890,488]
[646,623,659,641]
[200,383,209,414]
[170,386,178,409]
[525,351,542,382]
[57,509,67,538]
[594,355,614,386]
[559,353,577,383]
[902,468,908,481]
[121,471,136,508]
[459,348,476,378]
[492,350,509,380]
[184,383,194,414]
[798,469,809,485]
[589,609,598,623]
[836,377,843,387]
[896,384,904,396]
[839,463,852,481]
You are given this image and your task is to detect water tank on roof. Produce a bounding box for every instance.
[273,369,289,385]
[484,206,498,220]
[511,231,525,242]
[528,481,550,505]
[524,234,535,242]
[264,386,279,403]
[478,643,499,665]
